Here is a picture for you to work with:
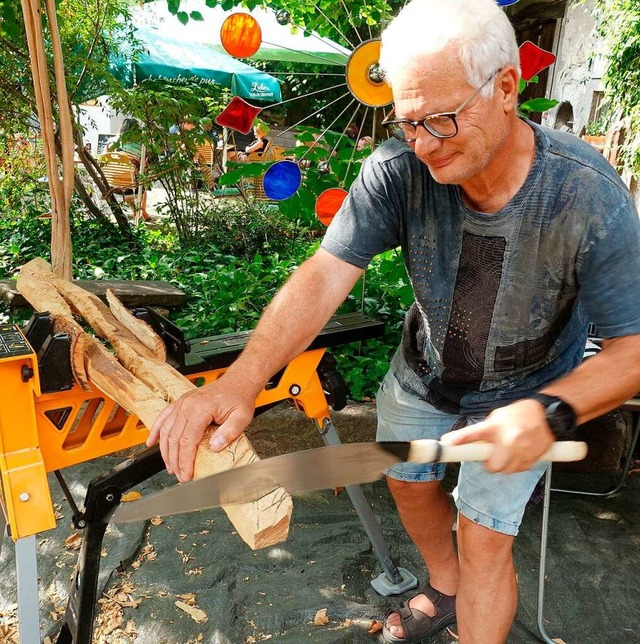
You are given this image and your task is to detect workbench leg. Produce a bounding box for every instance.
[319,418,418,596]
[15,535,42,644]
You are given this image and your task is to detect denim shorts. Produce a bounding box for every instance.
[376,370,547,536]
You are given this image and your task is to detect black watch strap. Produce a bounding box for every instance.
[528,393,577,438]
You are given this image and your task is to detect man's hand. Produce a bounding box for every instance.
[440,399,555,473]
[147,374,257,483]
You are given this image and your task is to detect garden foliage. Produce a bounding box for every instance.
[0,132,412,399]
[592,0,640,178]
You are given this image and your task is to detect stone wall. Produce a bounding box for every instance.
[542,0,602,136]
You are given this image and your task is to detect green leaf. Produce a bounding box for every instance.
[177,11,189,25]
[167,0,180,15]
[519,98,559,113]
[190,11,204,21]
[518,79,527,93]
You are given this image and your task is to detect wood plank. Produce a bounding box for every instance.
[0,279,187,309]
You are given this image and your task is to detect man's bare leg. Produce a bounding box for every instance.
[385,479,459,639]
[455,515,517,643]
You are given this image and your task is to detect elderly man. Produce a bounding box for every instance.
[148,0,640,641]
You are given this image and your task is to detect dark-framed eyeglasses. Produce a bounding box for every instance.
[382,71,501,142]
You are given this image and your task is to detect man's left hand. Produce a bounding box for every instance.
[440,399,555,474]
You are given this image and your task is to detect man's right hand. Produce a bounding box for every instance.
[147,374,257,483]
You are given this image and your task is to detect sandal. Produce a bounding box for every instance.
[383,584,457,643]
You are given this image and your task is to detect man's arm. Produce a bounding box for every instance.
[443,334,640,473]
[147,249,364,481]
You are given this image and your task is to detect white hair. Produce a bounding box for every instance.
[379,0,520,97]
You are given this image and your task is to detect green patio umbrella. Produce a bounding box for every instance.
[110,26,282,102]
[134,2,350,67]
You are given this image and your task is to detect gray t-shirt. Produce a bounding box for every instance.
[321,121,640,414]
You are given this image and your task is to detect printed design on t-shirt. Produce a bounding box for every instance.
[441,231,506,387]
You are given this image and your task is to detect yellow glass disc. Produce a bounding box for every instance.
[345,39,392,108]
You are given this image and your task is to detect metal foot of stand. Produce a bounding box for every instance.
[371,567,420,596]
[319,418,418,596]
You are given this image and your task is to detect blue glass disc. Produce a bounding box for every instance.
[497,0,520,6]
[263,161,302,200]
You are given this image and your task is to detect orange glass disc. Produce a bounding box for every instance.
[220,13,262,58]
[316,188,348,226]
[346,39,392,108]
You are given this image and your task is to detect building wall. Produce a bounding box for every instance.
[542,0,603,135]
[76,99,125,155]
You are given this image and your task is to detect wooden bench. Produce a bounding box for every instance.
[0,279,187,310]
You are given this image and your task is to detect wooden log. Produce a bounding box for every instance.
[17,258,293,549]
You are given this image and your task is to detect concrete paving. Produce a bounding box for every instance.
[0,401,638,643]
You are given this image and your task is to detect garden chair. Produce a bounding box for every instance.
[195,141,221,190]
[265,144,289,161]
[99,152,147,223]
[241,148,273,201]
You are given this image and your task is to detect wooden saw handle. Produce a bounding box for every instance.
[407,440,588,464]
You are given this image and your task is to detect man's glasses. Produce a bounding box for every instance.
[382,71,501,142]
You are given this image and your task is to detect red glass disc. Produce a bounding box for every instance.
[315,188,348,226]
[220,13,262,59]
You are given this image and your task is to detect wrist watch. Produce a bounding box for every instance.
[527,393,577,438]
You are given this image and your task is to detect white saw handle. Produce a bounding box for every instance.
[407,440,588,464]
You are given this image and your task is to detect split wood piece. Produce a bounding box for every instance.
[17,258,293,549]
[20,258,189,402]
[106,289,166,361]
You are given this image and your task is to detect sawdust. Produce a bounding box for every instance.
[93,582,141,642]
[0,604,19,643]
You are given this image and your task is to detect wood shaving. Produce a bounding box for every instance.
[313,608,329,625]
[121,491,142,502]
[175,601,208,623]
[368,620,383,634]
[175,547,195,564]
[64,532,83,550]
[176,593,197,604]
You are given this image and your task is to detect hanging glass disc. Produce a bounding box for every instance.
[263,161,302,200]
[345,40,393,108]
[220,13,262,59]
[519,41,556,82]
[315,188,348,226]
[215,96,262,134]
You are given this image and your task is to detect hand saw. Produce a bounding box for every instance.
[111,439,587,524]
